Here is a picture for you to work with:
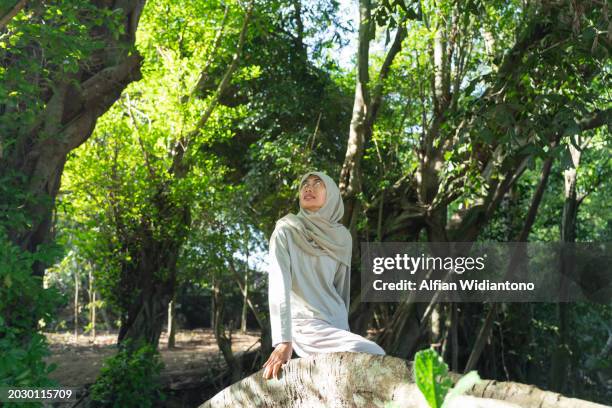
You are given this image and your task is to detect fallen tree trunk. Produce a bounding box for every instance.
[200,352,608,408]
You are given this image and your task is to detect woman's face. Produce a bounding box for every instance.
[299,175,327,212]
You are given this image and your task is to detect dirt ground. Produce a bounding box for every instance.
[44,329,261,389]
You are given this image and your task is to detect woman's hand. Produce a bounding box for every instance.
[262,342,292,380]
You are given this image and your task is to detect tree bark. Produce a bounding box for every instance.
[167,297,176,349]
[200,352,607,408]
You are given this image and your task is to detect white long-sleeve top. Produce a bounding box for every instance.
[267,223,351,348]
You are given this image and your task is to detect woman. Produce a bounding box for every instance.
[262,170,385,380]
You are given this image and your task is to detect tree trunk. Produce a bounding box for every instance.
[240,269,249,334]
[117,257,177,349]
[549,136,582,392]
[118,287,173,349]
[228,262,266,329]
[74,264,79,343]
[168,297,176,349]
[339,0,370,233]
[92,283,96,341]
[114,220,183,349]
[88,267,96,341]
[450,303,459,371]
[98,294,112,332]
[341,0,407,337]
[200,352,607,408]
[431,303,443,345]
[212,279,242,383]
[376,299,423,358]
[210,276,215,329]
[241,261,249,334]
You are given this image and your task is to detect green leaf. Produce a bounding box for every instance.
[442,371,482,407]
[414,349,453,408]
[15,368,31,381]
[563,123,580,138]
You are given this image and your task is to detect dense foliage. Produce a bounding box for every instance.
[0,228,61,400]
[1,0,609,405]
[90,341,165,407]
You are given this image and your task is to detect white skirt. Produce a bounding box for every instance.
[291,318,386,357]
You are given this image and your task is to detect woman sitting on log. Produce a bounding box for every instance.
[262,171,385,380]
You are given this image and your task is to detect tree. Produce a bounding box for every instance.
[549,129,611,392]
[1,0,146,385]
[59,0,254,349]
[333,0,611,362]
[1,0,146,274]
[199,352,607,407]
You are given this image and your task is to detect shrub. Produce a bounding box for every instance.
[89,340,165,407]
[0,228,62,407]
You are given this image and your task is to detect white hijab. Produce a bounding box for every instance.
[275,171,352,267]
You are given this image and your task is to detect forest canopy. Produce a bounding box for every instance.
[0,0,610,406]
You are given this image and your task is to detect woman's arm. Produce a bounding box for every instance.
[268,226,293,347]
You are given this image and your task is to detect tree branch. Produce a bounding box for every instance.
[227,258,266,330]
[0,0,27,31]
[193,3,230,97]
[81,53,143,109]
[368,18,407,126]
[170,0,254,178]
[578,107,612,131]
